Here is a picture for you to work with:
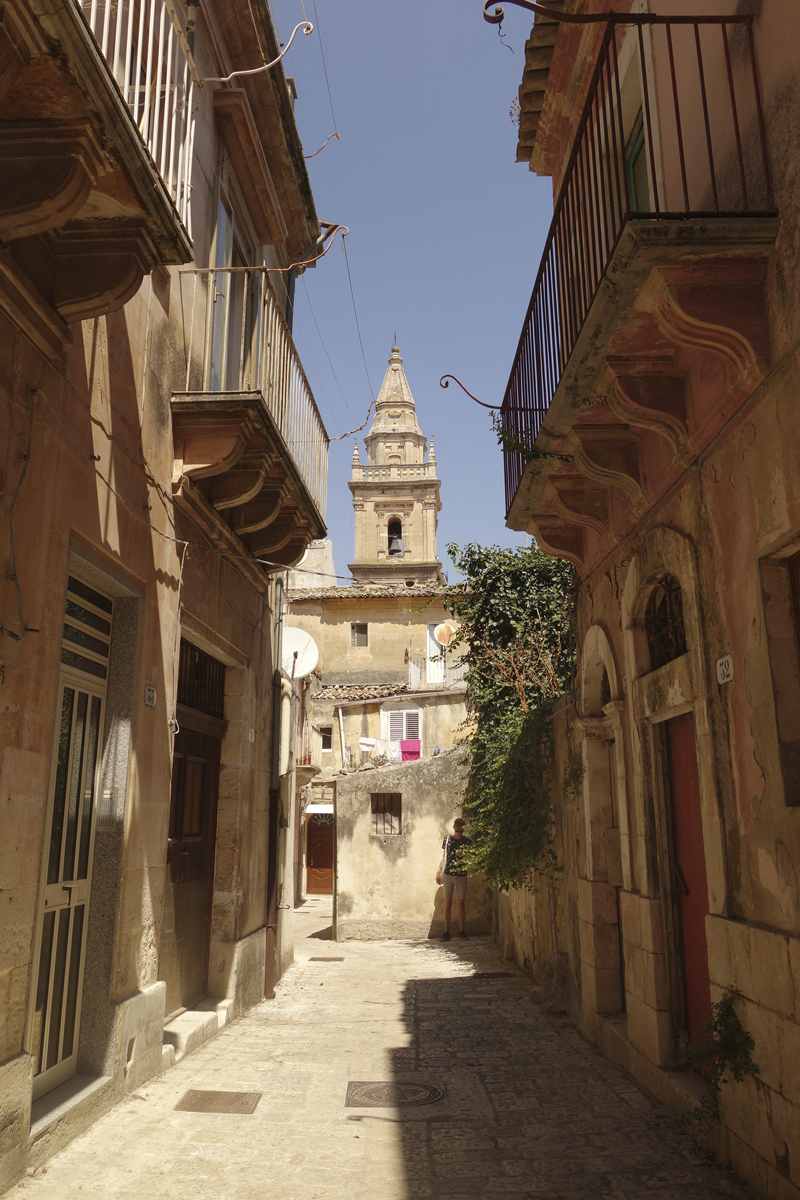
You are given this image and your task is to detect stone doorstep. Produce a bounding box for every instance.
[29,1075,113,1144]
[162,998,235,1064]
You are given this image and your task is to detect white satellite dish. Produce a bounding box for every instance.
[433,621,457,648]
[282,628,319,679]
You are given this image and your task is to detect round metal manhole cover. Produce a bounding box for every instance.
[345,1081,444,1108]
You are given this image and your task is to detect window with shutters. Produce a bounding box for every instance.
[351,623,368,647]
[320,726,333,751]
[388,710,420,741]
[371,793,402,835]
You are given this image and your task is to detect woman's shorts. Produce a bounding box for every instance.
[443,873,467,900]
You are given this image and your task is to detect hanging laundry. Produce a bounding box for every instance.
[401,739,421,761]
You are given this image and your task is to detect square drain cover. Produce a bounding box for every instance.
[175,1089,262,1114]
[309,956,344,961]
[345,1081,443,1108]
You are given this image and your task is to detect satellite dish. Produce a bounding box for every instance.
[433,622,457,648]
[282,628,319,679]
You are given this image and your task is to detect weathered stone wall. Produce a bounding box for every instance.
[334,754,493,941]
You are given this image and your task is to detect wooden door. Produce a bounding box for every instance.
[162,729,221,1013]
[666,714,712,1045]
[306,822,333,895]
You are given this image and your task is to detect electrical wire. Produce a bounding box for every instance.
[300,274,356,418]
[312,0,339,135]
[341,235,375,400]
[281,281,343,434]
[31,386,399,589]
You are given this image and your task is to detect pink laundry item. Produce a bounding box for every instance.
[401,739,421,761]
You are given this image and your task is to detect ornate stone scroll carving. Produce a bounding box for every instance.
[0,121,107,240]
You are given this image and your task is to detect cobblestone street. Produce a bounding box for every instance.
[10,901,753,1200]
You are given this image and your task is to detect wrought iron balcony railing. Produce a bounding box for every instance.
[297,721,321,771]
[77,0,199,233]
[499,13,774,516]
[180,267,329,523]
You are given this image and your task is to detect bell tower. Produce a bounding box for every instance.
[348,344,442,585]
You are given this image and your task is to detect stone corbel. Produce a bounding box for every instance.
[45,218,157,322]
[597,360,689,461]
[576,715,612,740]
[208,461,268,510]
[549,477,612,543]
[231,486,286,535]
[247,511,307,557]
[0,121,107,240]
[530,513,586,573]
[571,424,644,512]
[172,415,252,482]
[637,262,769,395]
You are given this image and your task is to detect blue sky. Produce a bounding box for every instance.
[272,0,554,579]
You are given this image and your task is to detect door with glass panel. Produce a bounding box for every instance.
[208,185,257,392]
[30,577,111,1100]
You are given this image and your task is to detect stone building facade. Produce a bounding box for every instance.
[489,4,800,1198]
[0,0,329,1186]
[285,349,468,917]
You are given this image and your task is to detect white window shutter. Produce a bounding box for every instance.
[389,711,404,740]
[405,710,420,740]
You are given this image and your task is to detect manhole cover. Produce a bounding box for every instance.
[345,1081,444,1108]
[309,956,344,961]
[175,1090,262,1114]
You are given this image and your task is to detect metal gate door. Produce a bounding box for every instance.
[30,576,111,1100]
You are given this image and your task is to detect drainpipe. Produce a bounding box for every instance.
[337,704,346,768]
[265,576,284,1000]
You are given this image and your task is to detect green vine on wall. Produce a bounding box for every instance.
[446,542,576,891]
[679,989,759,1128]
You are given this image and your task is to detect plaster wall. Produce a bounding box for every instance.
[334,755,492,941]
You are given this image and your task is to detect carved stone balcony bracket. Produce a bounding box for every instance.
[171,392,325,574]
[0,121,107,240]
[0,0,49,101]
[508,219,779,578]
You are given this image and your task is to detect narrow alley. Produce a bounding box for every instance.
[10,905,752,1200]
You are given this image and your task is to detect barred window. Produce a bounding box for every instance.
[177,639,225,719]
[645,575,687,670]
[371,793,401,835]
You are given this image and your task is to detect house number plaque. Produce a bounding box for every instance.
[144,684,157,707]
[715,655,734,685]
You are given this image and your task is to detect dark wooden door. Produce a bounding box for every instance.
[666,714,712,1045]
[306,823,333,895]
[162,729,221,1013]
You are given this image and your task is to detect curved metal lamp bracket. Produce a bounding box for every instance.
[440,374,502,410]
[483,0,611,26]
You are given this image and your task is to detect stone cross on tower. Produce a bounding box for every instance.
[348,344,442,585]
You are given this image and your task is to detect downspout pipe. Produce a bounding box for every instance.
[265,575,284,1000]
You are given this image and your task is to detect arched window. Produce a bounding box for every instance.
[388,518,403,556]
[645,575,687,669]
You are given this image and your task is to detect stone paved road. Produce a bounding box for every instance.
[10,898,753,1200]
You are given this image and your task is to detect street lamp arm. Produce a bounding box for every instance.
[439,375,502,410]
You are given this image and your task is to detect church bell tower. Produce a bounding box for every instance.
[348,345,442,586]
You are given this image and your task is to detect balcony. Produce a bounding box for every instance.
[0,0,193,360]
[171,267,329,577]
[407,656,468,691]
[499,13,777,560]
[296,720,322,781]
[76,0,198,235]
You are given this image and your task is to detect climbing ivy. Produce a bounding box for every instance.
[679,988,759,1128]
[445,542,576,890]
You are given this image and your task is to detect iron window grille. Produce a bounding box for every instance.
[177,639,226,720]
[645,575,688,670]
[371,793,402,835]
